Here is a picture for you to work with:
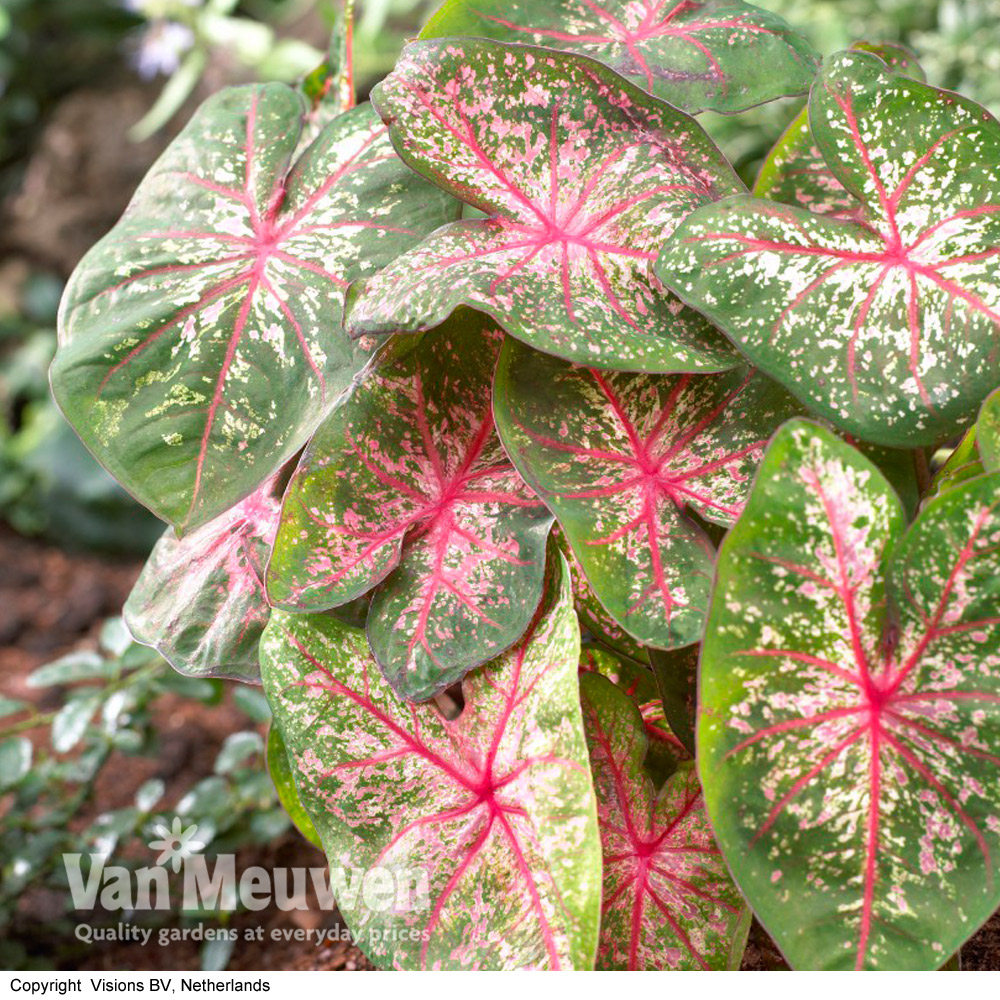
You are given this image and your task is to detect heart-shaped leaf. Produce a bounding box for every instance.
[266,317,554,702]
[753,44,925,219]
[581,672,748,969]
[260,552,602,969]
[494,337,801,647]
[344,39,744,374]
[53,85,459,532]
[658,51,1000,447]
[700,418,1000,969]
[125,472,282,683]
[421,0,819,115]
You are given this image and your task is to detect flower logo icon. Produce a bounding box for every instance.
[148,817,207,872]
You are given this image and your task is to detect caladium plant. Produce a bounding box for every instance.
[266,316,553,702]
[125,471,284,682]
[494,339,801,648]
[581,672,748,969]
[344,37,745,373]
[49,0,1000,972]
[260,550,603,970]
[700,419,1000,970]
[53,86,459,532]
[753,42,926,220]
[420,0,820,114]
[657,51,1000,448]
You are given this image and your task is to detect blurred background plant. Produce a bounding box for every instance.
[703,0,1000,182]
[122,0,323,139]
[0,618,292,971]
[0,266,164,553]
[124,0,442,139]
[1,0,1000,972]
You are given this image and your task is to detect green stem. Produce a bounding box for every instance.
[0,710,57,739]
[913,446,931,497]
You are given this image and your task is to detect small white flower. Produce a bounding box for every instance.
[130,21,195,79]
[148,817,207,872]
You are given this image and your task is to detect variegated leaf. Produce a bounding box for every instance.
[581,672,748,969]
[557,527,649,664]
[700,418,1000,969]
[420,0,819,115]
[752,107,860,220]
[753,43,925,220]
[53,86,459,532]
[493,337,801,648]
[260,552,602,969]
[266,317,553,702]
[124,473,281,682]
[658,51,1000,447]
[344,39,745,374]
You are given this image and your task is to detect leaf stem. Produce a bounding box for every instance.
[338,0,355,111]
[913,446,931,497]
[0,710,57,739]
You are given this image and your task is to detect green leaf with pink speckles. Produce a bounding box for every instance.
[493,337,801,648]
[580,672,748,970]
[700,418,1000,969]
[556,527,649,664]
[658,50,1000,448]
[53,85,459,533]
[753,44,924,219]
[260,551,602,970]
[752,107,860,220]
[344,39,746,374]
[421,0,818,115]
[124,472,282,683]
[266,316,554,703]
